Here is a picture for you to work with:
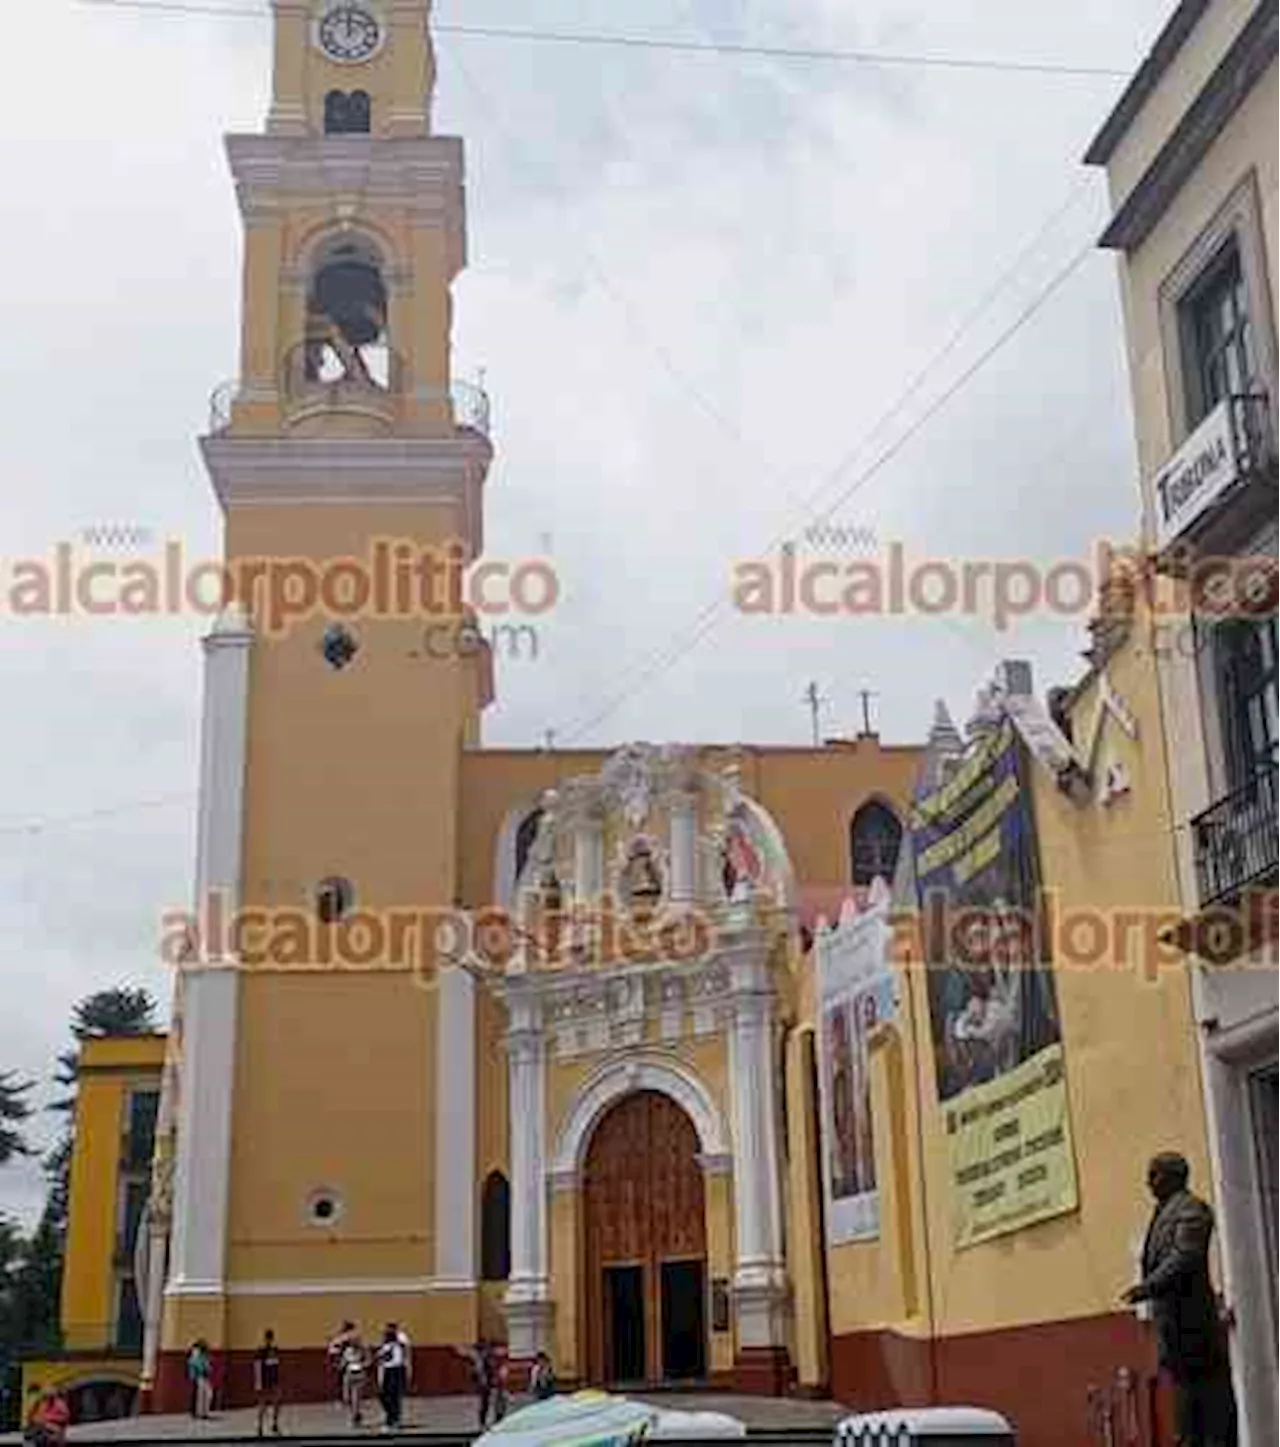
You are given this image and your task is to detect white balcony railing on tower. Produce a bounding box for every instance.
[206,368,491,438]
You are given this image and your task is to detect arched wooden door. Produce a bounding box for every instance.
[583,1090,708,1385]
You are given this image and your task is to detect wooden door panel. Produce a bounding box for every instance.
[583,1091,707,1382]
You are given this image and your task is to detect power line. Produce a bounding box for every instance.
[448,33,1095,742]
[0,795,193,838]
[73,0,1130,77]
[553,240,1097,745]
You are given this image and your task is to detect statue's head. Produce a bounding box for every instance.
[1146,1151,1190,1201]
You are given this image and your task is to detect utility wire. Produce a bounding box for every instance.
[448,35,1096,741]
[553,240,1097,744]
[0,795,193,837]
[73,0,1130,77]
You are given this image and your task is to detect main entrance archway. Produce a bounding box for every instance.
[583,1090,708,1385]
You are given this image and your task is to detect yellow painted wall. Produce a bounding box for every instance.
[21,1358,140,1404]
[59,1037,165,1351]
[228,503,478,926]
[226,972,434,1308]
[819,606,1212,1346]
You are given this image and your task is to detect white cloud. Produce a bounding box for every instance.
[0,0,1172,1222]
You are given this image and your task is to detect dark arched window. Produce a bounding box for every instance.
[324,89,372,135]
[850,801,903,887]
[348,91,371,132]
[480,1170,510,1281]
[514,809,543,888]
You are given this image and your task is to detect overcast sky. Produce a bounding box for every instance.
[0,0,1172,1225]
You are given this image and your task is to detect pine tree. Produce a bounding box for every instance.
[0,1074,32,1167]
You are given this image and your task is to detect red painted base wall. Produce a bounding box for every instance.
[832,1313,1174,1447]
[153,1346,475,1414]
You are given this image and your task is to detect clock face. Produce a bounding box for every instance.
[317,4,382,63]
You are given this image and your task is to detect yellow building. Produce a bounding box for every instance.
[21,1035,165,1420]
[136,0,931,1411]
[1085,0,1278,1439]
[803,593,1213,1445]
[77,3,1221,1442]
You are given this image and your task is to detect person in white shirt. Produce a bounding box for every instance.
[376,1323,407,1431]
[337,1335,368,1427]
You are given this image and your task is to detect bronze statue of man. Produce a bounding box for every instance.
[1123,1153,1238,1447]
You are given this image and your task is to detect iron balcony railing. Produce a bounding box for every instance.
[207,372,490,438]
[1230,390,1278,476]
[1191,761,1279,908]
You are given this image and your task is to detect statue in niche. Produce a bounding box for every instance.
[721,813,763,902]
[621,838,663,916]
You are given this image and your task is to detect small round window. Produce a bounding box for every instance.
[316,876,354,924]
[306,1188,344,1228]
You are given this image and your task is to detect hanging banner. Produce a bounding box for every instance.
[816,886,899,1245]
[910,717,1079,1248]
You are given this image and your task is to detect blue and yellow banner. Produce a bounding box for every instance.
[910,718,1079,1248]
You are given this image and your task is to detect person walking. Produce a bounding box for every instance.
[492,1355,509,1423]
[388,1321,413,1398]
[529,1350,557,1401]
[376,1323,408,1432]
[186,1340,214,1419]
[471,1339,495,1430]
[338,1331,369,1428]
[34,1390,68,1447]
[326,1321,357,1403]
[1123,1152,1239,1447]
[253,1328,283,1437]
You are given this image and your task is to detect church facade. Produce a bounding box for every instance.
[110,7,1231,1443]
[138,0,923,1409]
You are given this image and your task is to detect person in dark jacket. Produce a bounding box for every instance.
[1123,1153,1238,1447]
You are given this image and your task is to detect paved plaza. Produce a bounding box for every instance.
[3,1393,851,1443]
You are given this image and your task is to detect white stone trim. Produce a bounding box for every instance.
[164,1278,226,1298]
[221,1277,469,1297]
[166,966,240,1297]
[200,435,491,504]
[549,1052,731,1178]
[434,966,476,1285]
[166,610,253,1303]
[224,134,464,230]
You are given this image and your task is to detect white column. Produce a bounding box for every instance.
[726,941,788,1349]
[504,983,553,1356]
[573,815,603,899]
[434,965,476,1287]
[669,793,697,904]
[166,608,252,1302]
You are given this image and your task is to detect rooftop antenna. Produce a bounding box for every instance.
[857,687,877,739]
[803,681,827,747]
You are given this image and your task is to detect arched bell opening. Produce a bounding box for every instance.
[282,233,399,410]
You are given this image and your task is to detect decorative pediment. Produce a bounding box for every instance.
[505,742,797,976]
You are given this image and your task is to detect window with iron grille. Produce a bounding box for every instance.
[1215,616,1278,787]
[1180,240,1259,426]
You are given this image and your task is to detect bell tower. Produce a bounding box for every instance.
[156,1,491,1397]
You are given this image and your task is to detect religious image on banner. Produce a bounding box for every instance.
[816,884,898,1245]
[911,716,1079,1249]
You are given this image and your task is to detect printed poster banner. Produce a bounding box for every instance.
[910,716,1079,1248]
[816,885,899,1245]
